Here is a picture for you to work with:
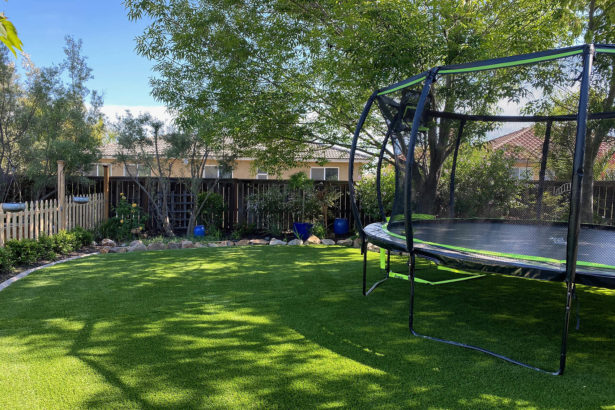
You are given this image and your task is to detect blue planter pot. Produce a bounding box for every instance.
[333,218,349,235]
[293,222,313,241]
[194,225,206,237]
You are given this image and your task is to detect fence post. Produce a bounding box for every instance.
[103,164,110,220]
[57,161,66,231]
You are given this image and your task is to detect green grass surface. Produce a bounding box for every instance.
[0,246,614,408]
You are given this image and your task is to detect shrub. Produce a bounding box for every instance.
[6,239,42,266]
[37,233,57,260]
[53,230,79,255]
[94,194,148,242]
[312,222,326,238]
[71,226,94,248]
[0,247,12,274]
[354,168,396,220]
[197,192,226,232]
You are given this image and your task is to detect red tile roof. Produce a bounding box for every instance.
[490,126,615,161]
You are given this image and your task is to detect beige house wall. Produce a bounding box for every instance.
[93,157,364,181]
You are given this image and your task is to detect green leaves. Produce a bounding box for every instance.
[0,13,22,57]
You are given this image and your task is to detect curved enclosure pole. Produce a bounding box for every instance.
[560,44,594,375]
[403,70,437,252]
[376,128,393,222]
[349,92,378,236]
[448,119,466,219]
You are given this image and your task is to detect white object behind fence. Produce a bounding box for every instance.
[0,193,104,246]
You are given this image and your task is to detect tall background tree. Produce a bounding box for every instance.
[124,0,582,213]
[0,36,103,201]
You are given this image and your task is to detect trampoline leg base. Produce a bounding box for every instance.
[408,328,560,375]
[365,277,389,296]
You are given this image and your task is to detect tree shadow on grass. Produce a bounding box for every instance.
[0,246,614,408]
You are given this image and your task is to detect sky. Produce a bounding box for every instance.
[5,0,173,123]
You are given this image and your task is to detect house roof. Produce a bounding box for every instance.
[490,126,615,161]
[100,141,371,163]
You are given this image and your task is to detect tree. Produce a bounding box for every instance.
[21,36,104,198]
[0,36,102,201]
[0,11,22,57]
[124,0,581,213]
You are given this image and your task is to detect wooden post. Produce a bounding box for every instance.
[103,164,110,220]
[57,160,66,231]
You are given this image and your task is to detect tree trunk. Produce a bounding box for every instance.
[580,148,594,224]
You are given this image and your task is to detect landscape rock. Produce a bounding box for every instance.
[287,239,303,246]
[99,246,111,254]
[109,246,127,254]
[249,239,269,245]
[305,235,321,245]
[235,239,250,246]
[193,242,206,248]
[321,239,335,245]
[353,238,362,248]
[147,242,166,251]
[269,238,287,246]
[208,241,230,247]
[129,240,143,247]
[336,238,353,246]
[90,241,98,247]
[167,242,181,250]
[367,243,380,253]
[129,243,147,252]
[181,240,194,249]
[101,238,116,247]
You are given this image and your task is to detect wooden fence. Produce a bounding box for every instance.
[0,193,104,245]
[90,177,371,234]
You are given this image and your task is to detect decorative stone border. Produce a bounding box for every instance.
[98,235,368,254]
[0,252,99,292]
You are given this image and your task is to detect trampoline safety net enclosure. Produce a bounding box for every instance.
[348,44,615,375]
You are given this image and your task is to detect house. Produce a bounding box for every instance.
[89,142,371,181]
[489,127,615,180]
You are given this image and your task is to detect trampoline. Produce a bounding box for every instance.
[348,44,615,375]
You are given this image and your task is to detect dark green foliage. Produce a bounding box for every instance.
[52,231,79,255]
[5,239,41,266]
[95,194,148,242]
[0,246,12,274]
[197,192,226,231]
[71,226,94,248]
[36,234,57,261]
[439,146,521,218]
[355,169,396,220]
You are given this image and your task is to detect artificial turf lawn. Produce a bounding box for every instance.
[0,246,614,408]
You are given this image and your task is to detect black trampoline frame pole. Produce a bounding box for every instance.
[349,91,378,237]
[559,44,594,375]
[404,68,437,331]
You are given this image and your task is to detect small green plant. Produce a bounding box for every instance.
[37,233,57,260]
[197,192,226,232]
[52,230,79,255]
[6,239,42,265]
[0,247,13,274]
[71,226,94,248]
[247,188,287,235]
[95,193,148,242]
[312,222,326,239]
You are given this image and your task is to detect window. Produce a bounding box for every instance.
[124,164,150,177]
[256,168,268,180]
[203,165,233,179]
[124,164,138,177]
[86,164,103,177]
[510,167,533,180]
[310,167,339,181]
